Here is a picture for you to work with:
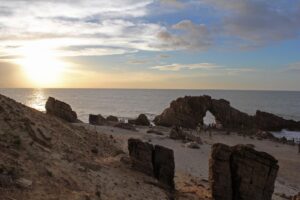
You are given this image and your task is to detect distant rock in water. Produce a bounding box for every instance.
[255,110,300,131]
[89,114,106,125]
[128,114,150,126]
[154,95,300,131]
[45,97,78,123]
[209,143,279,200]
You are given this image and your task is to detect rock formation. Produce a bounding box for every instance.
[154,95,300,131]
[106,115,119,122]
[255,110,300,131]
[89,114,106,125]
[45,97,78,123]
[128,138,154,176]
[128,114,150,126]
[209,143,279,200]
[128,138,175,190]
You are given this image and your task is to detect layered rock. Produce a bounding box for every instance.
[154,95,300,131]
[209,143,279,200]
[45,97,78,123]
[89,114,106,125]
[106,115,119,122]
[128,138,175,190]
[128,114,150,126]
[128,138,154,176]
[255,110,300,131]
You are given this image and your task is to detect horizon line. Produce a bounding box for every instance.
[1,87,300,92]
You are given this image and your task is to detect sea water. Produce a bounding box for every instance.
[1,88,300,140]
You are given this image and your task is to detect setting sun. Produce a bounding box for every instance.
[15,43,66,87]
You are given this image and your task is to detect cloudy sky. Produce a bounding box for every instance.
[0,0,300,90]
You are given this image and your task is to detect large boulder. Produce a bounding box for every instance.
[153,145,175,190]
[254,110,300,131]
[154,95,300,131]
[154,95,212,128]
[128,138,154,176]
[89,114,106,125]
[45,97,78,123]
[209,143,279,200]
[106,115,119,122]
[128,138,175,190]
[128,114,150,126]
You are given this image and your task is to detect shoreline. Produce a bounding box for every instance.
[77,122,300,199]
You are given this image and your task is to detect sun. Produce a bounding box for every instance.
[16,43,66,87]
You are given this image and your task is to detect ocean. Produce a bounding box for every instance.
[1,88,300,140]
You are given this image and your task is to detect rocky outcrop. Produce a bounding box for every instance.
[255,110,300,131]
[154,95,300,131]
[209,143,279,200]
[45,97,78,123]
[128,138,175,190]
[169,126,185,140]
[128,114,150,126]
[106,115,119,122]
[128,138,154,176]
[89,114,106,125]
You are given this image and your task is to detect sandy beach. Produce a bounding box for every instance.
[80,123,300,199]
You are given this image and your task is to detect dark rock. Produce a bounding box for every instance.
[106,115,119,122]
[45,97,78,123]
[209,143,279,200]
[114,123,136,131]
[154,95,300,131]
[186,142,200,149]
[128,114,150,126]
[153,145,175,190]
[89,114,106,125]
[255,110,300,131]
[128,138,154,176]
[128,139,175,190]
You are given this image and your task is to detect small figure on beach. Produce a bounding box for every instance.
[298,143,300,154]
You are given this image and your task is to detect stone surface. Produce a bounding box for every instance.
[106,115,119,122]
[45,97,78,123]
[255,110,300,131]
[128,138,154,176]
[186,142,200,149]
[209,143,279,200]
[128,138,175,190]
[153,145,175,190]
[89,114,106,125]
[154,95,300,131]
[128,114,150,126]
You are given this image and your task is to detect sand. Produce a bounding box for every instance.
[80,123,300,200]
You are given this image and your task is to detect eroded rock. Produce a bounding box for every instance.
[89,114,106,125]
[209,143,279,200]
[128,138,175,190]
[106,115,119,122]
[128,114,150,126]
[45,97,78,123]
[154,95,300,131]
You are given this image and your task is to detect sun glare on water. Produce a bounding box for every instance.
[16,43,66,87]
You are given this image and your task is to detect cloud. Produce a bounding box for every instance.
[155,20,214,51]
[151,63,219,71]
[283,62,300,73]
[200,0,300,46]
[0,0,167,58]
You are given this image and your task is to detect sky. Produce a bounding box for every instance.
[0,0,300,90]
